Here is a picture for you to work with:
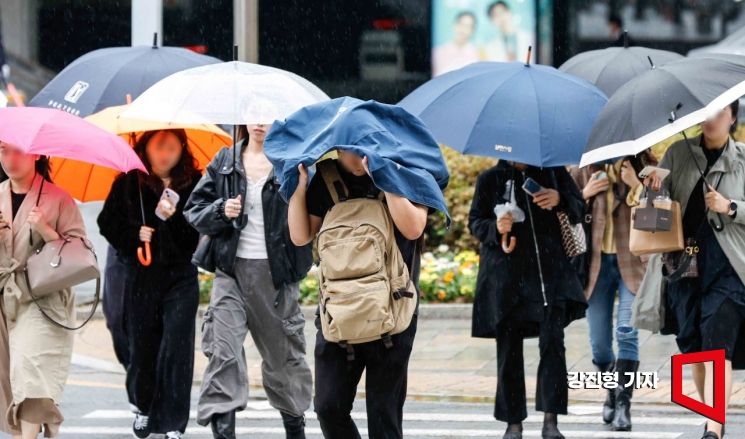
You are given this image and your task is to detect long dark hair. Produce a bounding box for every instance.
[133,129,200,192]
[730,100,740,135]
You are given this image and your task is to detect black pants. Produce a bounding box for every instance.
[126,263,200,434]
[102,246,134,370]
[313,315,417,439]
[495,308,567,423]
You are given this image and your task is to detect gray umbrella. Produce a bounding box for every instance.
[560,43,683,97]
[580,54,745,167]
[689,26,745,57]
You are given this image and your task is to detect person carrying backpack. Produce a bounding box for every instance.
[287,150,427,439]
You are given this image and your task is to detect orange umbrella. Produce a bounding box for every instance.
[51,104,231,266]
[51,104,231,202]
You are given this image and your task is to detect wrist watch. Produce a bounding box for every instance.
[728,200,738,218]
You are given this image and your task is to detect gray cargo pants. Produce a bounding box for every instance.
[196,258,312,425]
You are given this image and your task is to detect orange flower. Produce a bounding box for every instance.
[443,271,455,283]
[437,290,447,301]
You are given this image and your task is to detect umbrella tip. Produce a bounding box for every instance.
[233,45,238,61]
[647,55,655,69]
[622,31,629,48]
[152,32,158,48]
[525,46,532,66]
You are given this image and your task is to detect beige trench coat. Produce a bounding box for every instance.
[0,175,85,436]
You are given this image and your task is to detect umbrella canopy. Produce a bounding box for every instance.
[30,44,220,117]
[580,54,745,167]
[49,105,231,201]
[689,27,745,57]
[264,97,450,222]
[122,61,330,125]
[559,46,683,97]
[0,107,145,176]
[398,61,608,167]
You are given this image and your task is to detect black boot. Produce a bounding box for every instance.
[502,422,523,439]
[210,411,236,439]
[594,360,615,424]
[611,359,639,431]
[541,413,565,439]
[281,412,306,439]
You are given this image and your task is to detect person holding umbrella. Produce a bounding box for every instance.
[469,161,586,439]
[645,101,744,439]
[570,151,656,431]
[0,146,86,438]
[185,124,313,439]
[0,106,144,439]
[97,129,202,439]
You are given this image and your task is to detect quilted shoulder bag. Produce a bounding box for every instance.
[550,170,587,258]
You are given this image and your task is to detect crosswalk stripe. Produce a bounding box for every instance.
[59,426,682,438]
[81,409,702,425]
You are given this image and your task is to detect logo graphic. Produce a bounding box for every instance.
[671,349,725,424]
[64,81,90,104]
[494,144,513,153]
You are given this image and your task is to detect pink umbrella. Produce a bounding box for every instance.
[0,107,146,173]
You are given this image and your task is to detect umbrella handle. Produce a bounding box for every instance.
[501,233,516,254]
[137,241,152,266]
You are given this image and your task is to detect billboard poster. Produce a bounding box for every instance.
[432,0,537,76]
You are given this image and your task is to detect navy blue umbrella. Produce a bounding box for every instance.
[264,97,450,223]
[30,35,220,117]
[399,60,608,167]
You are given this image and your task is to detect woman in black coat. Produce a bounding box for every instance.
[469,161,586,439]
[98,129,202,439]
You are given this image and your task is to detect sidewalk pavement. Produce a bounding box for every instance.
[71,304,745,407]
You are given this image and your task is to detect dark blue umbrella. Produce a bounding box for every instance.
[399,61,608,167]
[264,97,450,223]
[30,36,220,117]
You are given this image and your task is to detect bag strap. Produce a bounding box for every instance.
[23,272,100,331]
[317,160,348,205]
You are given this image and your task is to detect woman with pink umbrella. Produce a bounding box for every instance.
[0,107,145,438]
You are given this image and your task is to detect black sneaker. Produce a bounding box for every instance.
[132,413,151,438]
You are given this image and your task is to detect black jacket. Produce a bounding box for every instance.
[97,171,201,267]
[468,163,587,338]
[184,143,313,288]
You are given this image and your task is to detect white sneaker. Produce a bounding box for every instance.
[165,432,182,439]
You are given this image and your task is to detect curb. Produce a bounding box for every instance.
[76,303,474,322]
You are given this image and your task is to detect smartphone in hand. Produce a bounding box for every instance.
[521,177,545,196]
[155,188,180,220]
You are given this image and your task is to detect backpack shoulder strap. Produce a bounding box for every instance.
[317,159,348,205]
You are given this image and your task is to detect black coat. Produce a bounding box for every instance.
[184,143,313,289]
[469,163,587,338]
[97,171,201,267]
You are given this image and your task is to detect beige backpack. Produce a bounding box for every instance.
[315,159,417,350]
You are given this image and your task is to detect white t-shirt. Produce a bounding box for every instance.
[236,175,268,259]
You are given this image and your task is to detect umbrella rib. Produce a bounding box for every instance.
[461,68,525,155]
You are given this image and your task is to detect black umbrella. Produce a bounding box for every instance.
[559,35,683,97]
[30,34,220,117]
[580,54,745,167]
[30,34,220,265]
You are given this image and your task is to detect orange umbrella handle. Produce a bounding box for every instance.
[6,83,24,107]
[137,241,152,266]
[501,233,516,254]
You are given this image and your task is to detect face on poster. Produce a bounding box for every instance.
[432,0,536,76]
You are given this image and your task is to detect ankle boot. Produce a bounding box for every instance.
[210,411,236,439]
[594,360,615,424]
[611,359,639,431]
[281,412,306,439]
